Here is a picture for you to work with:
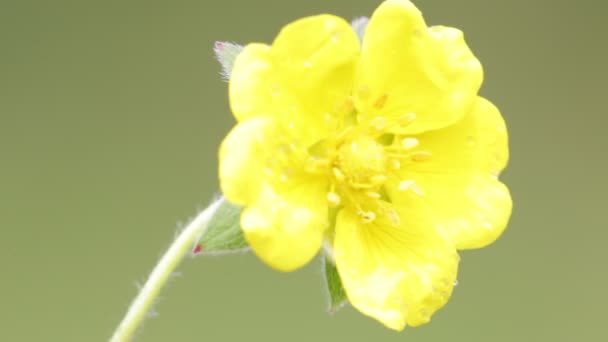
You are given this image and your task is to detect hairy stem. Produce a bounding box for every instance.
[109,198,223,342]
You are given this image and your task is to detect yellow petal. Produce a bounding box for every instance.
[399,96,508,176]
[448,175,512,249]
[241,179,328,272]
[354,0,482,134]
[474,97,509,176]
[229,15,359,145]
[229,43,274,122]
[333,208,459,330]
[219,116,274,205]
[387,98,511,249]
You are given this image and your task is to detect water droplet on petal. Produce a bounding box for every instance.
[271,84,281,97]
[466,135,476,147]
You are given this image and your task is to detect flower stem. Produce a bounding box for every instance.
[109,198,223,342]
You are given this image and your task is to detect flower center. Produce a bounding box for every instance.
[336,136,386,187]
[301,94,432,225]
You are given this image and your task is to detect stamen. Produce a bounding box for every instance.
[410,151,432,162]
[389,159,401,170]
[401,137,419,150]
[305,158,330,174]
[373,94,388,109]
[327,192,341,207]
[399,112,417,126]
[370,174,387,185]
[387,208,401,226]
[370,116,386,131]
[398,179,424,196]
[358,86,371,99]
[358,210,376,223]
[365,191,381,199]
[333,167,346,182]
[398,179,416,191]
[349,181,376,189]
[336,97,354,114]
[411,183,424,196]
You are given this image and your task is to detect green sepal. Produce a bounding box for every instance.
[192,196,249,255]
[322,253,348,314]
[213,41,244,81]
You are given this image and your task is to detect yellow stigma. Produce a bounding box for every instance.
[336,136,386,186]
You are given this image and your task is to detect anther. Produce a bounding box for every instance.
[387,208,401,226]
[358,86,371,99]
[397,180,424,196]
[401,137,419,150]
[365,191,381,199]
[336,98,354,114]
[305,158,329,174]
[398,179,416,191]
[411,183,425,196]
[410,151,432,162]
[327,192,341,207]
[399,112,417,126]
[370,174,387,185]
[389,159,401,170]
[373,94,388,109]
[370,116,386,131]
[358,210,376,223]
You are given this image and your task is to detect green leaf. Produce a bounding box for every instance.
[193,196,249,255]
[322,253,348,314]
[213,41,244,81]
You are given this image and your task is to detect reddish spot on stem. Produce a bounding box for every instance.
[214,41,224,51]
[193,245,203,254]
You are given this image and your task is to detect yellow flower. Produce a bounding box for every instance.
[219,0,511,331]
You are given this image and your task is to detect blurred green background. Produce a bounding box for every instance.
[1,0,606,341]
